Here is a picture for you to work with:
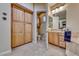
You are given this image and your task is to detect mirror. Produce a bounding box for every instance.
[53,10,66,30]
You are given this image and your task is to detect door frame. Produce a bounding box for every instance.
[11,3,33,48]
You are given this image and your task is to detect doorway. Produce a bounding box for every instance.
[37,12,47,48]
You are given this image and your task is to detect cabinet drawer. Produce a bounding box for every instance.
[59,41,66,48]
[59,36,64,41]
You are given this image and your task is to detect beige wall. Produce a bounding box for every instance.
[66,4,79,56]
[66,3,79,32]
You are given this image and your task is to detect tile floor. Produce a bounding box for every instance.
[4,40,66,56]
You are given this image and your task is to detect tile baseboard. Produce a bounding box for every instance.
[0,49,11,56]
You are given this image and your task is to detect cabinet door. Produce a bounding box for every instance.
[25,33,32,43]
[13,5,24,22]
[12,33,24,47]
[53,32,59,45]
[13,22,24,33]
[25,24,32,33]
[12,5,25,48]
[25,24,32,43]
[48,32,58,45]
[59,35,66,48]
[48,32,54,44]
[13,8,17,21]
[19,10,24,22]
[25,12,32,23]
[28,13,32,23]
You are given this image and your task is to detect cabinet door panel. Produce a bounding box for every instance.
[25,24,32,33]
[25,33,32,43]
[28,13,32,23]
[13,6,24,22]
[17,33,24,45]
[25,12,32,23]
[25,12,28,23]
[48,32,54,43]
[13,22,24,33]
[48,32,58,45]
[12,33,24,47]
[13,8,17,21]
[53,32,59,45]
[19,10,24,22]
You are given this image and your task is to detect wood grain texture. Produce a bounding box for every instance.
[25,12,32,23]
[12,33,24,48]
[11,4,32,48]
[48,32,59,45]
[48,32,66,48]
[24,12,32,43]
[13,22,24,33]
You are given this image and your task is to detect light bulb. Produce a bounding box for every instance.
[59,6,64,11]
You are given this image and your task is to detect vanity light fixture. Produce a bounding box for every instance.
[52,10,55,14]
[55,8,59,13]
[59,6,64,11]
[52,5,65,14]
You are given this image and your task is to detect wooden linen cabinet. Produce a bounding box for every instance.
[11,4,32,48]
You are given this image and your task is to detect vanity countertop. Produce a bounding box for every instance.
[48,28,64,33]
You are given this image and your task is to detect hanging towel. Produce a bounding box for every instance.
[64,31,71,42]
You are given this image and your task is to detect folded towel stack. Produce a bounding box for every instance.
[64,31,71,42]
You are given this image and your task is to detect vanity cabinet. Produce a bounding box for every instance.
[48,32,66,48]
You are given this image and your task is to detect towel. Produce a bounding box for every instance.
[64,31,71,42]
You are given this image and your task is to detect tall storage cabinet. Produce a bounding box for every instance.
[11,4,32,48]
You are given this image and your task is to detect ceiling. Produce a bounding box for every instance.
[48,3,56,7]
[48,3,65,10]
